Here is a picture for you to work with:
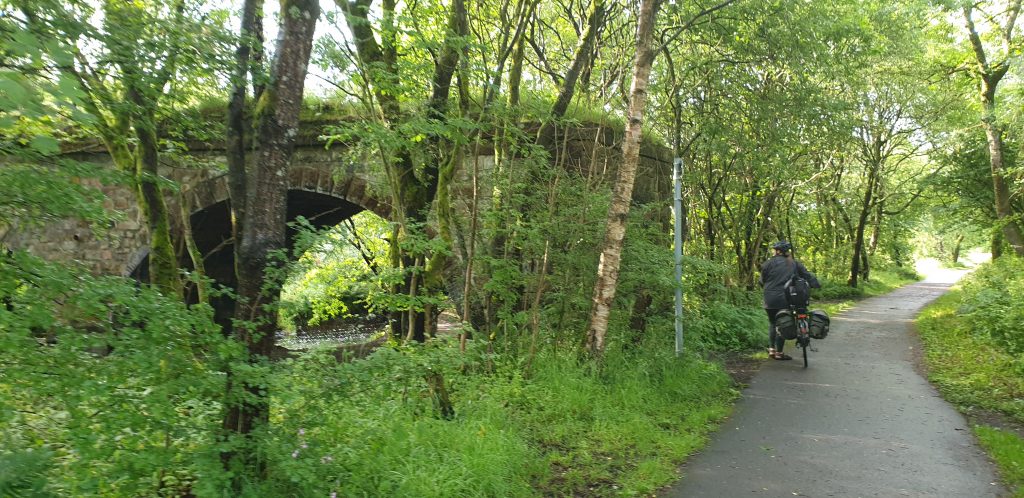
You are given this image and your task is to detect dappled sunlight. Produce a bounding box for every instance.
[915,258,971,284]
[963,249,992,266]
[6,0,1021,494]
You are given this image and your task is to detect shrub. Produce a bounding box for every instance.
[812,278,865,300]
[957,258,1024,356]
[686,302,766,352]
[0,252,230,497]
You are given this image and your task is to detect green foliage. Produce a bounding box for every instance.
[916,288,1024,422]
[0,16,117,233]
[956,258,1024,355]
[974,426,1024,498]
[246,338,733,497]
[0,446,54,498]
[256,340,536,497]
[684,302,767,352]
[812,278,866,301]
[480,158,611,343]
[280,213,391,329]
[0,252,233,497]
[1,0,1006,495]
[917,262,1024,494]
[811,267,919,302]
[522,348,733,496]
[914,131,1004,260]
[0,160,120,230]
[811,268,920,318]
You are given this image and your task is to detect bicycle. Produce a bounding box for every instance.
[774,306,819,368]
[793,307,812,368]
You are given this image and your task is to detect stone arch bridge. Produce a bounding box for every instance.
[5,126,674,309]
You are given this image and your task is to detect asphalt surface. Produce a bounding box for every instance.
[663,270,1006,498]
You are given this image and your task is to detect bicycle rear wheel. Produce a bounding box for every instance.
[802,342,808,368]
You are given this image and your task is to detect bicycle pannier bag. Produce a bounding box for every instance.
[809,310,830,339]
[774,310,798,340]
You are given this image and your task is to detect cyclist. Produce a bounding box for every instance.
[760,240,820,360]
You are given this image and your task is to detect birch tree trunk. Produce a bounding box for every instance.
[585,0,662,359]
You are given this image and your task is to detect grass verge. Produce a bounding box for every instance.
[975,426,1024,498]
[916,289,1024,496]
[260,341,737,497]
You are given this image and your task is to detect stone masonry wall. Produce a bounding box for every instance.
[3,146,390,276]
[5,126,672,277]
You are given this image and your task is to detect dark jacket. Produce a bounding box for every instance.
[760,255,820,309]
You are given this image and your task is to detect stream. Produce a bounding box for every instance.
[277,314,388,350]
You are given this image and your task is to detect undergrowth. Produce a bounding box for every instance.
[254,337,735,497]
[916,258,1024,496]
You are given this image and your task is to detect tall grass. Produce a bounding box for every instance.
[255,338,735,497]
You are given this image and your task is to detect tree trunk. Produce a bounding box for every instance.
[963,4,1024,256]
[179,193,208,305]
[849,160,879,288]
[551,0,604,120]
[340,0,466,343]
[860,245,870,282]
[992,229,1005,260]
[536,0,606,148]
[868,199,883,256]
[507,12,528,108]
[952,234,964,264]
[221,0,319,483]
[226,0,261,251]
[585,0,661,359]
[981,113,1024,256]
[129,102,183,298]
[848,210,868,288]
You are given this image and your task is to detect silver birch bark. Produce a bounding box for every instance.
[585,0,662,359]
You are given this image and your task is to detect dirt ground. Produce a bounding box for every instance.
[715,351,763,388]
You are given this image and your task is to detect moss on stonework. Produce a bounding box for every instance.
[135,177,183,298]
[63,92,671,156]
[149,224,183,298]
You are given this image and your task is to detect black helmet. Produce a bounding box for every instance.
[772,240,792,253]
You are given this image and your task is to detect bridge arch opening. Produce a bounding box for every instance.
[129,189,389,334]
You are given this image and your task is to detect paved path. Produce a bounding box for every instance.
[663,270,1005,497]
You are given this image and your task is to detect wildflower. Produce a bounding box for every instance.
[298,428,306,436]
[292,450,300,458]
